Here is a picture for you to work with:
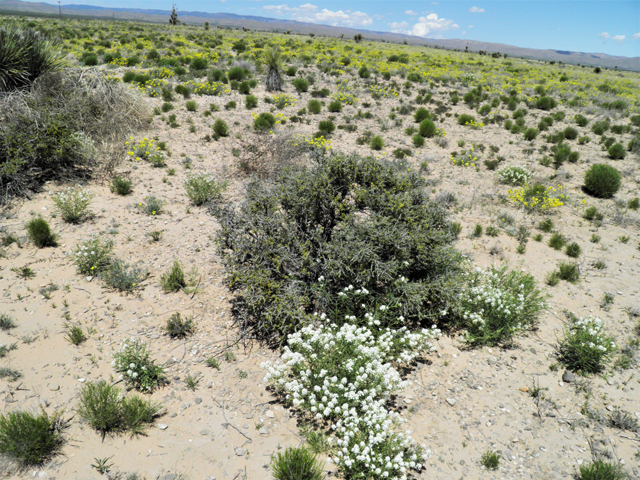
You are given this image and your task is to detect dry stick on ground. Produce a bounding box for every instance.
[212,399,253,446]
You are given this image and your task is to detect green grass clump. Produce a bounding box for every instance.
[184,172,227,206]
[101,259,147,292]
[418,118,436,137]
[270,446,324,480]
[0,410,64,466]
[565,242,582,258]
[577,460,628,480]
[110,176,133,195]
[584,164,621,199]
[480,450,500,470]
[307,99,321,114]
[185,100,197,112]
[65,323,87,345]
[212,118,229,137]
[165,313,194,339]
[245,94,258,109]
[583,206,603,221]
[25,217,57,248]
[318,119,335,135]
[0,313,16,331]
[557,261,580,283]
[548,232,566,250]
[538,218,554,232]
[77,381,162,439]
[51,186,93,223]
[370,135,384,150]
[160,260,186,292]
[327,99,342,113]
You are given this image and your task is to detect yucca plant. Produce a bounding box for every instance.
[262,45,283,92]
[0,25,66,92]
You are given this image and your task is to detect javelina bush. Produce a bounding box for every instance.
[212,153,464,344]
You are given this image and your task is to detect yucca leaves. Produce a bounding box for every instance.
[0,25,66,92]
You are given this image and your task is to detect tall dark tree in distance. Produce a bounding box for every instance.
[169,4,179,25]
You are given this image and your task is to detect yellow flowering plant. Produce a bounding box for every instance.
[508,183,567,212]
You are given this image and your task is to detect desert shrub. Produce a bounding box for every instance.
[557,261,580,283]
[535,96,557,110]
[523,128,538,141]
[508,183,567,212]
[592,120,609,135]
[327,99,342,113]
[584,206,604,221]
[584,164,621,198]
[497,165,531,186]
[538,218,554,232]
[370,135,384,150]
[234,133,307,179]
[189,57,208,71]
[292,78,309,93]
[457,114,475,126]
[227,66,246,81]
[0,314,16,331]
[245,94,258,109]
[165,313,194,338]
[574,114,589,127]
[565,242,582,258]
[318,119,335,135]
[137,195,164,216]
[563,126,578,140]
[412,134,425,147]
[253,112,276,132]
[160,260,186,292]
[111,176,132,195]
[184,172,227,206]
[577,460,628,480]
[548,232,567,250]
[0,410,64,466]
[213,118,229,137]
[25,217,57,248]
[270,446,324,480]
[71,237,113,275]
[557,314,616,374]
[212,153,464,343]
[481,450,501,470]
[185,100,197,112]
[607,143,626,160]
[461,265,547,346]
[224,100,236,110]
[101,259,147,292]
[51,186,93,223]
[418,119,436,137]
[77,381,162,439]
[0,25,66,92]
[414,107,431,123]
[112,338,166,392]
[307,99,321,114]
[238,80,251,95]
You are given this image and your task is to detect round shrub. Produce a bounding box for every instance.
[535,96,557,110]
[523,128,538,141]
[238,80,251,95]
[212,153,464,343]
[253,112,276,132]
[0,410,63,466]
[563,126,578,140]
[292,78,309,93]
[418,119,436,137]
[26,217,57,248]
[574,114,589,127]
[212,119,229,137]
[271,446,323,480]
[607,143,626,160]
[412,134,425,147]
[318,119,335,135]
[147,49,160,61]
[245,95,258,109]
[414,107,430,123]
[584,164,621,199]
[227,66,246,81]
[370,135,384,150]
[307,99,321,114]
[457,114,475,126]
[190,57,208,71]
[83,54,98,66]
[327,100,342,113]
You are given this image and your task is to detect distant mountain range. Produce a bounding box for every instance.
[2,0,639,72]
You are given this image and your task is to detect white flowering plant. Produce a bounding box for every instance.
[51,186,94,223]
[262,305,440,480]
[557,313,616,374]
[460,265,548,346]
[112,338,166,392]
[497,165,532,186]
[71,237,114,275]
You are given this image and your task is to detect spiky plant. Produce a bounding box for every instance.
[262,45,283,92]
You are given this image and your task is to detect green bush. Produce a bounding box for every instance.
[563,126,578,140]
[245,94,258,109]
[457,114,475,126]
[0,410,64,466]
[71,237,113,275]
[238,80,251,95]
[307,99,321,114]
[189,57,208,71]
[292,78,309,93]
[160,260,186,292]
[77,381,162,439]
[327,99,342,113]
[51,186,93,223]
[535,96,557,110]
[213,118,229,137]
[184,172,227,206]
[607,143,626,160]
[270,446,323,480]
[26,217,57,248]
[112,338,166,392]
[370,135,384,150]
[577,460,628,480]
[523,128,538,141]
[185,100,197,112]
[227,66,246,81]
[101,259,147,292]
[318,119,335,135]
[111,176,133,195]
[574,114,589,127]
[253,112,276,132]
[412,134,425,147]
[212,153,464,343]
[414,107,431,123]
[461,265,547,346]
[418,119,436,137]
[584,164,621,198]
[0,25,66,92]
[557,314,615,374]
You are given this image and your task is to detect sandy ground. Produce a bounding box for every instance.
[1,66,639,480]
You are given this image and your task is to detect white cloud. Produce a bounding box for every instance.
[389,21,410,30]
[597,32,611,40]
[431,2,438,4]
[611,35,626,43]
[405,10,418,16]
[407,13,459,37]
[263,3,372,26]
[633,32,640,39]
[468,25,474,28]
[469,6,485,13]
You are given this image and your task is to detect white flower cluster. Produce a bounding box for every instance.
[262,314,440,480]
[51,185,94,222]
[112,337,154,391]
[497,165,532,186]
[70,236,113,274]
[571,315,616,353]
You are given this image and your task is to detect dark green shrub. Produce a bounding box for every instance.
[565,242,582,258]
[607,143,626,160]
[189,57,208,71]
[83,54,98,66]
[318,120,335,135]
[552,111,565,121]
[538,218,554,232]
[577,460,628,480]
[457,114,475,126]
[412,134,425,147]
[165,312,194,338]
[535,96,557,110]
[370,135,384,150]
[147,49,160,61]
[160,260,186,292]
[557,261,580,283]
[213,119,229,137]
[552,143,571,167]
[327,100,342,113]
[414,107,431,123]
[0,25,66,92]
[161,102,174,112]
[584,164,621,198]
[212,153,464,343]
[548,232,567,250]
[224,100,236,110]
[0,410,63,466]
[26,217,57,248]
[285,66,296,76]
[245,94,258,109]
[574,114,589,127]
[563,126,578,140]
[270,446,323,480]
[419,119,436,137]
[628,135,640,153]
[238,80,251,95]
[307,99,321,114]
[523,128,538,141]
[292,78,309,93]
[254,112,276,132]
[185,100,197,112]
[174,84,190,98]
[227,66,246,81]
[592,120,609,135]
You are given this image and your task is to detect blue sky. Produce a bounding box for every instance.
[55,0,640,57]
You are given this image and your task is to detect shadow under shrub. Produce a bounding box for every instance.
[212,152,464,344]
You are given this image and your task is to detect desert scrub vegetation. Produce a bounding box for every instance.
[583,164,621,199]
[497,165,532,186]
[213,153,464,344]
[51,185,94,223]
[556,313,616,374]
[460,265,547,347]
[112,337,166,392]
[0,409,65,466]
[270,446,324,480]
[184,172,227,206]
[25,216,57,248]
[71,237,114,275]
[77,381,162,439]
